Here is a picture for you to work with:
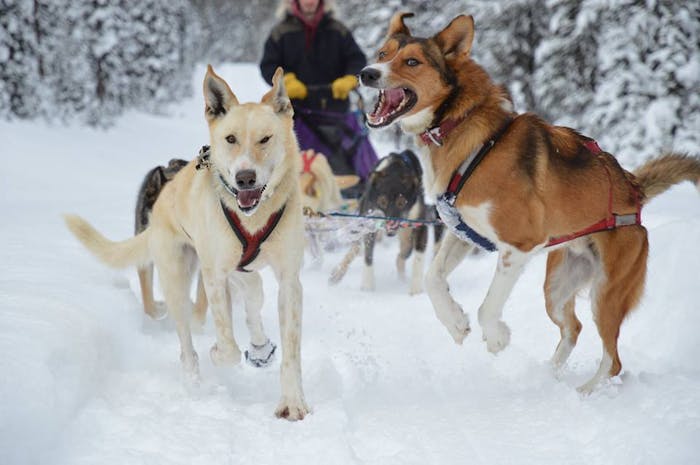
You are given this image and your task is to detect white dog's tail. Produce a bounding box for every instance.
[64,214,151,269]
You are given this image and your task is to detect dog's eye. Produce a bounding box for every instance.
[378,50,387,59]
[377,195,389,209]
[396,195,407,209]
[405,58,420,67]
[259,135,272,144]
[225,135,237,144]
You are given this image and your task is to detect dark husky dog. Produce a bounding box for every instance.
[330,149,443,294]
[134,158,208,321]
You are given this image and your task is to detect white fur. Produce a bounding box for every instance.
[399,107,433,135]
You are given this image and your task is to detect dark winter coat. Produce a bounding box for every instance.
[260,13,366,113]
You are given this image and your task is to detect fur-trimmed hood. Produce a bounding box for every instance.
[275,0,337,19]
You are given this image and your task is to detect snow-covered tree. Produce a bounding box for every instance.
[0,1,41,120]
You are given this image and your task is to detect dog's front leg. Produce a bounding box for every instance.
[237,272,276,367]
[409,224,428,295]
[201,267,241,366]
[425,232,473,344]
[477,247,529,353]
[273,268,309,421]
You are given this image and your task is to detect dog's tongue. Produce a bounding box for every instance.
[373,88,405,118]
[237,188,263,209]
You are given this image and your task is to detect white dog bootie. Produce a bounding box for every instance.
[245,339,277,368]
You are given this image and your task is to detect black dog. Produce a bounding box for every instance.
[134,157,202,320]
[330,150,443,294]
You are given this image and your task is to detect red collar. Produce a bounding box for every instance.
[301,150,318,173]
[419,116,465,146]
[220,201,286,272]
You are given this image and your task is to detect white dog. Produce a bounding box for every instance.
[65,66,309,420]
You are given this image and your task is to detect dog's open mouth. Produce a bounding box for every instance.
[219,175,266,214]
[236,187,265,212]
[367,87,417,128]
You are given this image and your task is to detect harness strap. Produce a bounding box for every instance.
[220,201,286,272]
[544,143,642,247]
[437,118,514,251]
[447,118,514,196]
[439,127,642,252]
[301,150,318,174]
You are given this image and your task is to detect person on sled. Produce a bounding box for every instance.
[260,0,377,198]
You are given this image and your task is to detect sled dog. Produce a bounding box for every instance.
[65,66,309,420]
[329,150,443,294]
[133,158,210,321]
[360,12,700,392]
[299,149,359,213]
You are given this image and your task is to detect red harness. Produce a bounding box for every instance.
[438,125,643,251]
[301,150,318,174]
[220,201,286,272]
[544,140,643,247]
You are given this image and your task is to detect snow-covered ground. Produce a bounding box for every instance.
[1,63,699,465]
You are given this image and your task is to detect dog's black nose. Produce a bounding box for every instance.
[235,169,257,189]
[360,67,381,87]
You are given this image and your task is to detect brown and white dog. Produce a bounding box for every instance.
[360,12,700,392]
[65,66,309,419]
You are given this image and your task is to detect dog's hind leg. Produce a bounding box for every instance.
[153,242,199,381]
[137,264,167,319]
[237,272,276,367]
[425,233,473,344]
[544,245,595,370]
[477,247,530,353]
[579,227,648,393]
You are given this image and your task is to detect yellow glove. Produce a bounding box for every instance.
[331,75,358,100]
[283,73,307,100]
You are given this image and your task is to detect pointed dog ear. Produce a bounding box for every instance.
[263,67,293,116]
[433,15,475,57]
[203,65,239,121]
[387,12,414,37]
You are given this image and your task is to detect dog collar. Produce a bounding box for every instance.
[419,117,466,147]
[220,201,286,272]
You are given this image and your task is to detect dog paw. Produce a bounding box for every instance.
[275,397,310,421]
[409,283,423,296]
[145,301,168,320]
[180,351,200,386]
[446,311,471,344]
[483,321,511,353]
[210,343,241,367]
[245,340,277,368]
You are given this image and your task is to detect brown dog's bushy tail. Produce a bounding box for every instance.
[64,214,151,268]
[633,153,700,204]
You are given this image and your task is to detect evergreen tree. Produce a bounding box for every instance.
[0,0,41,120]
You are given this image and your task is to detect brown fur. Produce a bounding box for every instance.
[363,12,700,391]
